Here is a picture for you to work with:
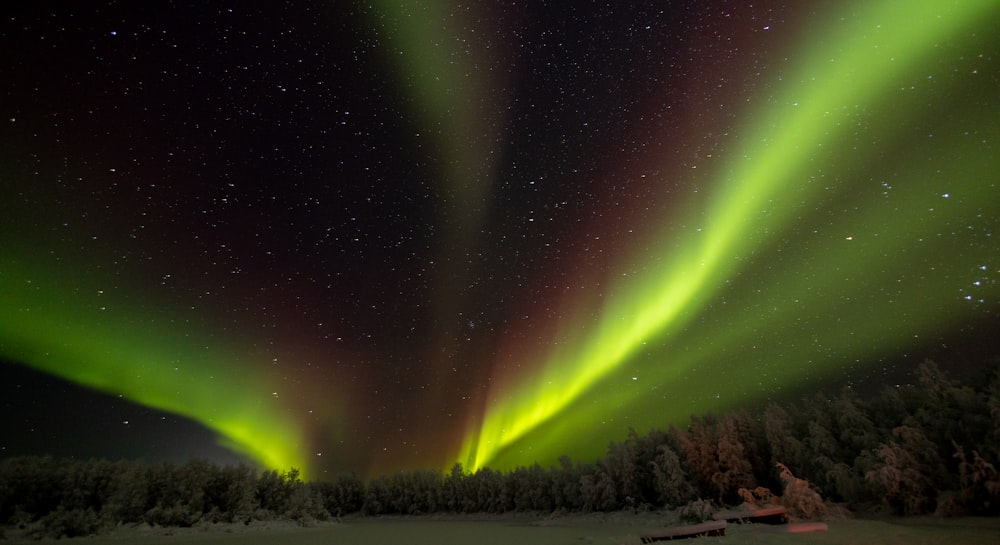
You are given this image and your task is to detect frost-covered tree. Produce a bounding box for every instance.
[255,467,301,517]
[580,464,618,511]
[711,411,757,503]
[764,404,808,475]
[101,460,149,525]
[676,414,721,499]
[776,462,826,520]
[866,425,948,515]
[603,439,640,508]
[940,442,1000,516]
[650,444,694,507]
[315,472,364,516]
[201,463,257,523]
[910,361,991,460]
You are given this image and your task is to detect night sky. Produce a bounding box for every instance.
[1,1,997,479]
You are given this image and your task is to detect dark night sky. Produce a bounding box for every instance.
[1,1,997,478]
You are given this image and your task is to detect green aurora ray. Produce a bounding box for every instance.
[456,0,999,471]
[364,1,515,415]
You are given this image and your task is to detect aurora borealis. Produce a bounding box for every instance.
[2,1,998,479]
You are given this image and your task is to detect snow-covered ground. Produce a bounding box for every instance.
[6,512,1000,545]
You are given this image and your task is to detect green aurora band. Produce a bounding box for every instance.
[1,0,996,479]
[456,0,999,471]
[0,256,318,476]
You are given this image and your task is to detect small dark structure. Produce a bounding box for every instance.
[640,520,727,542]
[714,505,788,525]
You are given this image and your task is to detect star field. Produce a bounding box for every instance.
[1,1,997,478]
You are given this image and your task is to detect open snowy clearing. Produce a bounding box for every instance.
[7,514,1000,545]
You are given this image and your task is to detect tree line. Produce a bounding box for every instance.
[2,360,997,538]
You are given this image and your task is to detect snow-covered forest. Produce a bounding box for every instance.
[2,360,997,539]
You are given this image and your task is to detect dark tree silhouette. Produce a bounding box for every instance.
[2,359,997,537]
